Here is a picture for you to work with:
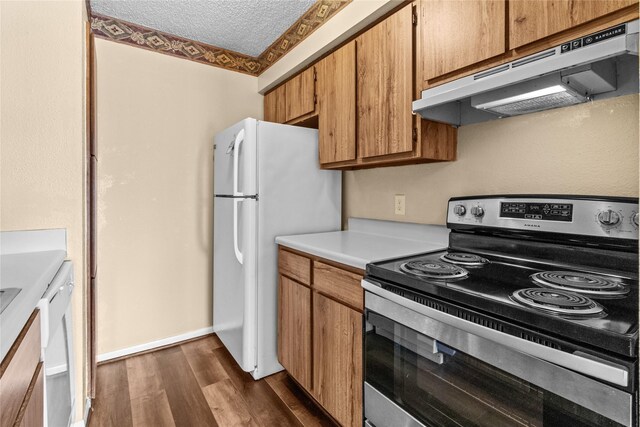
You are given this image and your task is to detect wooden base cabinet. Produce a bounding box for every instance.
[278,276,312,391]
[313,294,362,427]
[277,247,363,427]
[0,310,43,427]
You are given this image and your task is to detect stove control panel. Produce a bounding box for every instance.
[500,202,573,222]
[447,196,639,240]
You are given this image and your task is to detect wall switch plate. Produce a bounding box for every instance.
[395,194,406,216]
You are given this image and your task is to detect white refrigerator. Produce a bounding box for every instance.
[213,118,341,379]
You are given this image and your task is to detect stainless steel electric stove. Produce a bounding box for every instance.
[363,195,639,427]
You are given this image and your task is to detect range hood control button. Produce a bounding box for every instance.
[632,212,638,228]
[453,205,466,216]
[471,206,485,218]
[598,209,621,226]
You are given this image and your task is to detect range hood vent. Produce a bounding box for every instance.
[413,21,639,126]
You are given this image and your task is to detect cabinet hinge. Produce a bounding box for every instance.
[412,128,418,143]
[412,5,417,26]
[313,68,317,81]
[314,94,317,105]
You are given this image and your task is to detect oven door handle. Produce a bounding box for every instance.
[362,279,629,387]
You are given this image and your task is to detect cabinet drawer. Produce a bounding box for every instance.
[313,262,363,311]
[278,249,311,285]
[0,310,41,427]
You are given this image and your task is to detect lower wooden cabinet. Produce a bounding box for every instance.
[277,247,363,427]
[313,294,362,427]
[278,276,312,391]
[0,310,43,427]
[17,363,44,427]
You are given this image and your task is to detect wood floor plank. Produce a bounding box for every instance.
[214,347,303,426]
[125,353,176,427]
[126,352,163,398]
[131,390,176,427]
[265,372,337,427]
[91,360,133,427]
[181,337,229,388]
[154,346,219,427]
[202,378,260,427]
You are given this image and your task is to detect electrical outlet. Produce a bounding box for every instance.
[395,194,406,216]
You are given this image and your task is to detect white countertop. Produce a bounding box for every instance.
[1,229,67,362]
[276,218,449,270]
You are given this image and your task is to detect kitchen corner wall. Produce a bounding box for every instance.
[1,0,87,423]
[94,39,262,355]
[344,94,639,225]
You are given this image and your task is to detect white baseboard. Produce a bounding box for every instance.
[97,326,214,362]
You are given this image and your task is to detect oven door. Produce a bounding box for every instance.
[363,282,635,427]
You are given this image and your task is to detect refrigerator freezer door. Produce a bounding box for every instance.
[214,118,258,197]
[252,121,341,379]
[213,195,257,373]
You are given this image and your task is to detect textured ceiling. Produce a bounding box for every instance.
[90,0,317,57]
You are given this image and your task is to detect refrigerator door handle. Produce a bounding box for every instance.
[233,129,245,197]
[233,198,243,264]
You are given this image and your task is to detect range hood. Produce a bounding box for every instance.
[413,20,639,126]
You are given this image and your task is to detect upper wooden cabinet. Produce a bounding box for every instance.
[420,0,506,83]
[357,4,414,159]
[417,0,638,89]
[264,84,286,124]
[264,67,316,125]
[510,0,638,49]
[317,41,356,165]
[284,67,316,123]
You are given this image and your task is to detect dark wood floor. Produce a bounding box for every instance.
[90,335,337,427]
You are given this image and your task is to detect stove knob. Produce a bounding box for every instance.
[453,205,466,216]
[471,206,485,218]
[632,212,639,228]
[598,209,621,226]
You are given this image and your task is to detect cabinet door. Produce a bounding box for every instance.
[264,89,277,122]
[278,276,312,391]
[285,67,315,122]
[357,4,413,159]
[510,0,638,49]
[313,293,362,427]
[420,0,506,82]
[18,363,44,427]
[317,41,356,165]
[264,86,286,123]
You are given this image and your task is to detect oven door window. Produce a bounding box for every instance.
[365,311,625,427]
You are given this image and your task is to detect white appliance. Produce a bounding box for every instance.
[213,118,341,379]
[413,20,639,126]
[38,261,75,427]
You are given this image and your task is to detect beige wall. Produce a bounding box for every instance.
[345,94,640,225]
[94,39,262,355]
[0,0,86,422]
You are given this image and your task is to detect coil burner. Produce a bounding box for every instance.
[531,271,629,297]
[511,288,604,317]
[440,252,490,266]
[400,260,468,280]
